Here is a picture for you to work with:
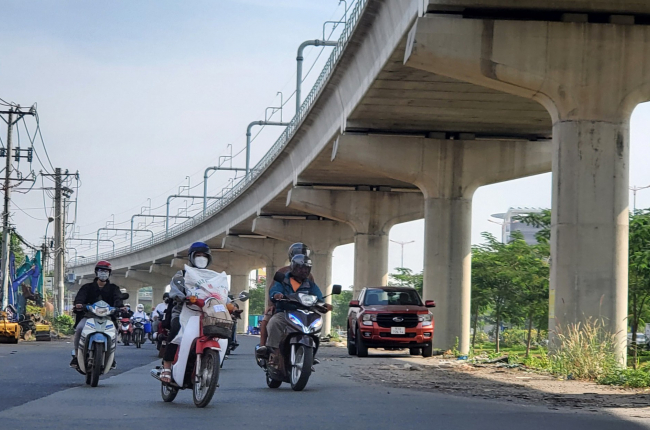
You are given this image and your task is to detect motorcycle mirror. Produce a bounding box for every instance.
[332,284,342,295]
[238,291,250,302]
[121,293,130,300]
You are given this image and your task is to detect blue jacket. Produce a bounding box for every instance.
[269,273,323,312]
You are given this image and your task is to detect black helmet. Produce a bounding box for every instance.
[290,254,312,281]
[288,242,310,260]
[188,241,212,267]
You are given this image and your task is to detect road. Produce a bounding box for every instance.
[0,336,647,429]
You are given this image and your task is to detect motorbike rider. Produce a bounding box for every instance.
[132,304,149,321]
[160,242,213,383]
[119,304,134,319]
[151,293,169,334]
[265,254,329,354]
[257,243,314,357]
[70,261,124,368]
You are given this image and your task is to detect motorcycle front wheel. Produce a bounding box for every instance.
[193,349,220,408]
[90,343,104,387]
[161,383,178,402]
[290,344,313,391]
[135,330,142,348]
[122,333,130,346]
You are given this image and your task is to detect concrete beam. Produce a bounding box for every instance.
[252,217,355,336]
[404,14,650,362]
[287,187,423,298]
[125,269,171,289]
[332,133,551,354]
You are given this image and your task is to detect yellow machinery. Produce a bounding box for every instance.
[34,322,52,341]
[0,310,21,344]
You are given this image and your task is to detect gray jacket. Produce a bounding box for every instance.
[169,270,187,320]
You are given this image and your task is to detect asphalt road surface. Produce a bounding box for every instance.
[0,336,647,429]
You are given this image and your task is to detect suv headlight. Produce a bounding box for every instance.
[362,313,377,326]
[418,313,432,326]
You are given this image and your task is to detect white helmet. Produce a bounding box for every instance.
[136,304,144,312]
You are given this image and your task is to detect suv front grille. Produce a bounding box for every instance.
[379,332,416,338]
[377,314,418,328]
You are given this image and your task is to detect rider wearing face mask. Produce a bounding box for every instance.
[132,304,149,321]
[160,242,212,383]
[70,261,124,367]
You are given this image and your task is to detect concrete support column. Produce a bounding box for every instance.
[252,217,354,336]
[287,187,423,299]
[402,14,650,362]
[331,134,551,353]
[229,271,250,333]
[221,235,285,310]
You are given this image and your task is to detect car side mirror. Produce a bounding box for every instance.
[238,291,250,302]
[349,300,360,307]
[332,284,342,295]
[425,300,436,308]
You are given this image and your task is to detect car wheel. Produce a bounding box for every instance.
[422,343,433,357]
[409,348,421,356]
[347,326,357,356]
[356,328,368,357]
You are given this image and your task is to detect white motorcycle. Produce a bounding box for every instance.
[72,300,117,387]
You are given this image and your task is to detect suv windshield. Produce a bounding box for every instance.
[363,289,422,306]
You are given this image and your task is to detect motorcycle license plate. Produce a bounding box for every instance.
[391,327,405,335]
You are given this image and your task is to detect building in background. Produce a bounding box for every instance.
[491,207,543,245]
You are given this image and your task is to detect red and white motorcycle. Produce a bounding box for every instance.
[151,292,247,408]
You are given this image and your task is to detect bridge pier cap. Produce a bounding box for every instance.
[252,217,355,337]
[404,14,650,362]
[333,134,551,354]
[287,187,424,299]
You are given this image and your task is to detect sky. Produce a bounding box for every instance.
[2,0,650,289]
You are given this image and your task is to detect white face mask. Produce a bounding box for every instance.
[97,270,110,281]
[194,256,209,269]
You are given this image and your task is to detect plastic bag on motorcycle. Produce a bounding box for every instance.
[172,265,232,345]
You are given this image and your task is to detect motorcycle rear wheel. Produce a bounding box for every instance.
[90,343,104,387]
[193,349,220,408]
[161,383,178,402]
[290,344,313,392]
[85,369,91,385]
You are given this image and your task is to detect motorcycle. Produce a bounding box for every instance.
[132,317,146,348]
[224,293,249,359]
[71,300,117,387]
[151,293,247,408]
[119,317,133,346]
[256,285,341,391]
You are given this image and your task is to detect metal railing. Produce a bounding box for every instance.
[72,0,368,268]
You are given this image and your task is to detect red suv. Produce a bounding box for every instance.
[347,287,435,357]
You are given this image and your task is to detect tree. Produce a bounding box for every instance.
[331,289,353,330]
[248,276,267,315]
[628,210,650,367]
[388,268,423,295]
[516,209,551,245]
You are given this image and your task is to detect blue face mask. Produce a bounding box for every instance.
[97,270,110,281]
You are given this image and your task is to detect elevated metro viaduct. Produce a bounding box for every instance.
[71,0,650,363]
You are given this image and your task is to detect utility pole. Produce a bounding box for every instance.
[0,109,14,310]
[54,168,65,315]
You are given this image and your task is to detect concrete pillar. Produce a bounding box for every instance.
[252,217,355,336]
[221,236,287,310]
[114,276,147,306]
[403,14,650,362]
[287,187,424,299]
[331,134,552,353]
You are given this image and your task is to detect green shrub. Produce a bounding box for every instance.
[522,348,552,370]
[53,314,75,335]
[599,368,650,388]
[501,329,529,347]
[472,331,489,344]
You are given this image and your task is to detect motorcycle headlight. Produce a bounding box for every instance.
[310,318,322,331]
[93,306,109,317]
[298,294,317,307]
[288,313,309,333]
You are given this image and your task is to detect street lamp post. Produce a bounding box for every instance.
[630,185,650,213]
[390,240,415,269]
